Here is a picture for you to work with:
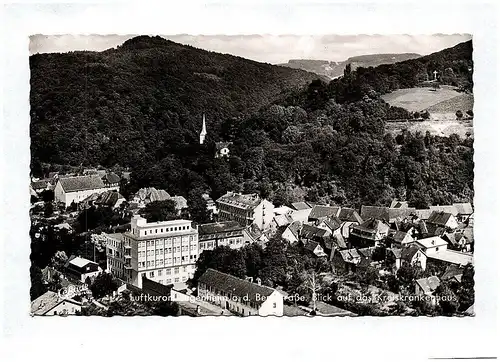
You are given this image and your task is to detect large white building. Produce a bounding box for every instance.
[216,192,274,231]
[107,215,199,288]
[54,175,119,208]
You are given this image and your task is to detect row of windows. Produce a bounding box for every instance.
[141,266,191,278]
[138,237,196,248]
[139,255,197,268]
[139,245,197,258]
[140,225,192,236]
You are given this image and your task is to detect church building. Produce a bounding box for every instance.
[199,114,207,145]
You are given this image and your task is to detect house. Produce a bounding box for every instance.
[442,232,472,252]
[131,187,171,208]
[64,256,102,283]
[308,205,340,222]
[427,211,459,230]
[333,249,361,273]
[350,218,390,247]
[337,207,363,238]
[360,206,416,224]
[198,221,246,252]
[202,193,218,217]
[30,291,82,316]
[81,190,126,210]
[198,268,284,316]
[271,213,294,230]
[300,224,330,243]
[358,246,377,262]
[429,203,473,222]
[170,195,188,213]
[386,229,414,247]
[401,245,427,270]
[413,236,448,255]
[303,241,328,258]
[215,141,232,158]
[390,200,409,208]
[426,250,473,268]
[102,172,121,188]
[281,221,301,244]
[316,216,342,237]
[54,175,120,208]
[415,276,441,299]
[290,202,313,222]
[412,209,434,221]
[216,192,274,231]
[30,179,51,196]
[243,224,269,246]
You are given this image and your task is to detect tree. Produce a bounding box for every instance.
[139,200,178,222]
[397,261,423,286]
[30,263,47,301]
[456,263,474,311]
[372,246,386,262]
[186,189,211,224]
[43,202,54,217]
[51,250,68,270]
[421,110,430,120]
[90,272,118,299]
[435,281,459,316]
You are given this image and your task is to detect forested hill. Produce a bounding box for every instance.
[283,40,473,108]
[30,35,319,169]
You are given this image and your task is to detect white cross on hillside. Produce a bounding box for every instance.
[433,70,438,80]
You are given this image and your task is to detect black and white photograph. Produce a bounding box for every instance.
[27,33,476,317]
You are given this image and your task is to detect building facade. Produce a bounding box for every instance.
[54,175,119,208]
[118,215,199,288]
[105,233,125,279]
[216,192,274,231]
[198,221,245,252]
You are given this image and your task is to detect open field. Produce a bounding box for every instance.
[425,93,474,113]
[385,120,473,138]
[381,86,463,112]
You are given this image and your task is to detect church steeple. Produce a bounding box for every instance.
[199,114,207,144]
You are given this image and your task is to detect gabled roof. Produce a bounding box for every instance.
[170,195,188,210]
[94,190,124,206]
[389,248,402,259]
[66,256,98,269]
[134,187,171,203]
[430,205,458,216]
[309,205,340,220]
[390,200,409,208]
[353,218,389,234]
[387,229,411,243]
[300,224,329,239]
[322,216,342,231]
[216,192,262,209]
[413,209,433,220]
[338,208,363,223]
[441,265,464,280]
[333,234,347,249]
[401,245,422,261]
[31,180,49,190]
[415,236,448,249]
[338,249,361,263]
[360,206,416,222]
[427,211,454,226]
[415,276,440,294]
[199,221,244,235]
[198,269,277,305]
[30,291,81,316]
[358,247,376,259]
[103,172,120,184]
[304,241,322,253]
[58,175,106,192]
[291,202,312,211]
[286,221,301,239]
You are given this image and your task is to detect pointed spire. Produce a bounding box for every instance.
[199,113,207,144]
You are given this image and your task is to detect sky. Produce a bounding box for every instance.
[29,34,472,64]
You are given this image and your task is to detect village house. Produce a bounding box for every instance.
[80,190,126,210]
[300,224,331,243]
[30,291,82,316]
[271,213,294,231]
[350,218,390,247]
[415,276,441,304]
[202,193,218,218]
[426,211,459,231]
[333,249,361,274]
[214,141,232,158]
[198,268,284,316]
[303,241,328,258]
[102,172,121,188]
[337,207,363,238]
[242,224,269,246]
[387,245,426,271]
[315,215,343,238]
[442,231,472,252]
[64,256,103,283]
[280,221,301,244]
[308,205,341,223]
[131,187,171,208]
[386,228,414,248]
[290,202,313,222]
[198,221,246,252]
[54,175,120,208]
[413,236,449,255]
[360,205,416,224]
[430,203,473,223]
[216,192,274,231]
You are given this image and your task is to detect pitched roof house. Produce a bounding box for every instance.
[54,175,119,208]
[427,211,459,230]
[30,291,82,316]
[415,276,441,296]
[308,205,341,221]
[350,218,390,246]
[198,268,283,316]
[281,221,301,244]
[360,206,416,223]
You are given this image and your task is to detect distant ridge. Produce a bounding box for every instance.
[279,53,422,79]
